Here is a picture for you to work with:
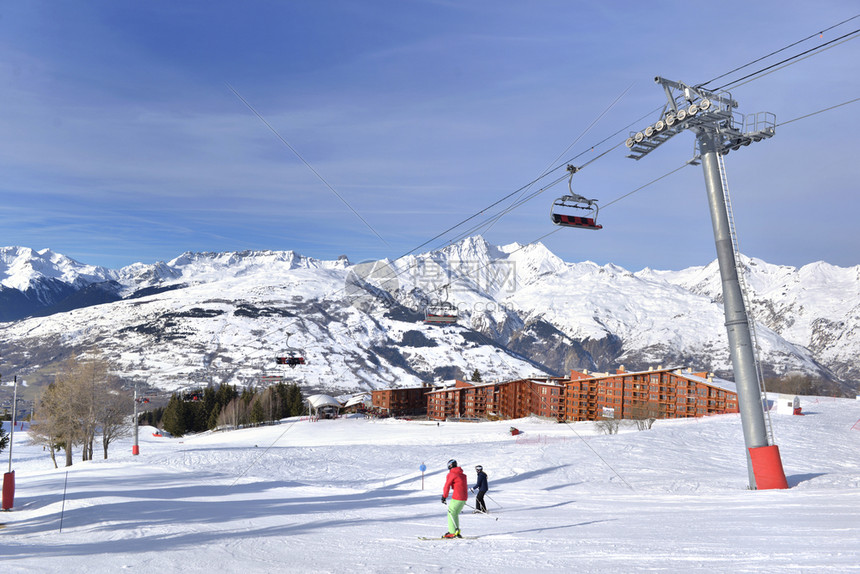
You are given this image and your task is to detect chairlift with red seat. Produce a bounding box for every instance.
[276,355,306,367]
[550,165,602,230]
[424,302,458,324]
[276,332,306,367]
[424,284,458,324]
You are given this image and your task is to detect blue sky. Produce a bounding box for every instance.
[1,1,858,271]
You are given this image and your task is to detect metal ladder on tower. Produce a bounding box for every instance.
[717,152,775,444]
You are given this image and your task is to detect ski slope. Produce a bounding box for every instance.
[2,396,859,573]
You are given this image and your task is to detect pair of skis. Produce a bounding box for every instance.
[419,507,497,539]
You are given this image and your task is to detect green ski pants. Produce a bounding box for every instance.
[447,499,466,533]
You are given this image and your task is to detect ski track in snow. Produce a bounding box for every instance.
[2,396,859,572]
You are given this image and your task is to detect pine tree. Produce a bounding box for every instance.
[190,400,208,433]
[207,404,221,429]
[471,369,483,382]
[250,398,266,425]
[161,394,188,437]
[139,406,164,428]
[286,383,304,417]
[0,423,9,455]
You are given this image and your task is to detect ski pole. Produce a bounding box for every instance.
[59,471,69,533]
[485,493,502,509]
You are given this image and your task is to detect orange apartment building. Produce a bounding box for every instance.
[370,386,432,417]
[564,366,739,421]
[425,377,569,421]
[372,365,739,422]
[404,365,740,422]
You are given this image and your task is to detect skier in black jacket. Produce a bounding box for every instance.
[472,465,489,513]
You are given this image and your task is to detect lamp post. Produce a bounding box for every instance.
[132,382,140,456]
[2,376,18,510]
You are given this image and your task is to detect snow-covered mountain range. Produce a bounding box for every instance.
[0,238,857,396]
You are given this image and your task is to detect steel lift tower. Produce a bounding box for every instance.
[625,77,788,490]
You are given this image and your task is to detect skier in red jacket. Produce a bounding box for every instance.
[441,459,468,538]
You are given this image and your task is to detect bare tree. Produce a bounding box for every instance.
[36,376,76,467]
[595,417,620,435]
[32,354,131,466]
[216,396,248,429]
[28,394,66,468]
[627,401,658,431]
[100,385,132,459]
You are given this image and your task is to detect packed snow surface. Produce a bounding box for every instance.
[2,396,859,573]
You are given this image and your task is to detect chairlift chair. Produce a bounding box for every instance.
[276,355,306,367]
[424,283,458,324]
[424,302,458,324]
[276,332,306,367]
[550,165,603,230]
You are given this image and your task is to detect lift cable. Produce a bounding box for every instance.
[217,88,854,390]
[201,88,855,398]
[424,111,656,252]
[401,97,668,259]
[202,27,859,391]
[601,163,691,211]
[424,15,858,252]
[778,96,860,126]
[713,27,859,92]
[439,173,568,249]
[208,157,699,379]
[697,14,860,89]
[479,82,635,238]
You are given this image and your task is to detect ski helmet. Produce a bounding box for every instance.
[475,465,483,472]
[447,459,458,469]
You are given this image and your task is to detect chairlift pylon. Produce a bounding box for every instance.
[550,165,603,230]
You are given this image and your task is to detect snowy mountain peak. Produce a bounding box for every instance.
[0,246,114,291]
[167,249,352,276]
[501,242,568,287]
[0,238,856,393]
[437,235,503,263]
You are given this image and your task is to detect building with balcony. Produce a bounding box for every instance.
[425,377,568,421]
[370,385,433,417]
[374,365,740,423]
[564,366,739,421]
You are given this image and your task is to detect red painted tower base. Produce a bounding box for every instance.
[132,445,140,455]
[749,445,789,489]
[2,471,15,510]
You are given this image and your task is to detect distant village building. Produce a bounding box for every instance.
[342,393,372,413]
[372,365,740,423]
